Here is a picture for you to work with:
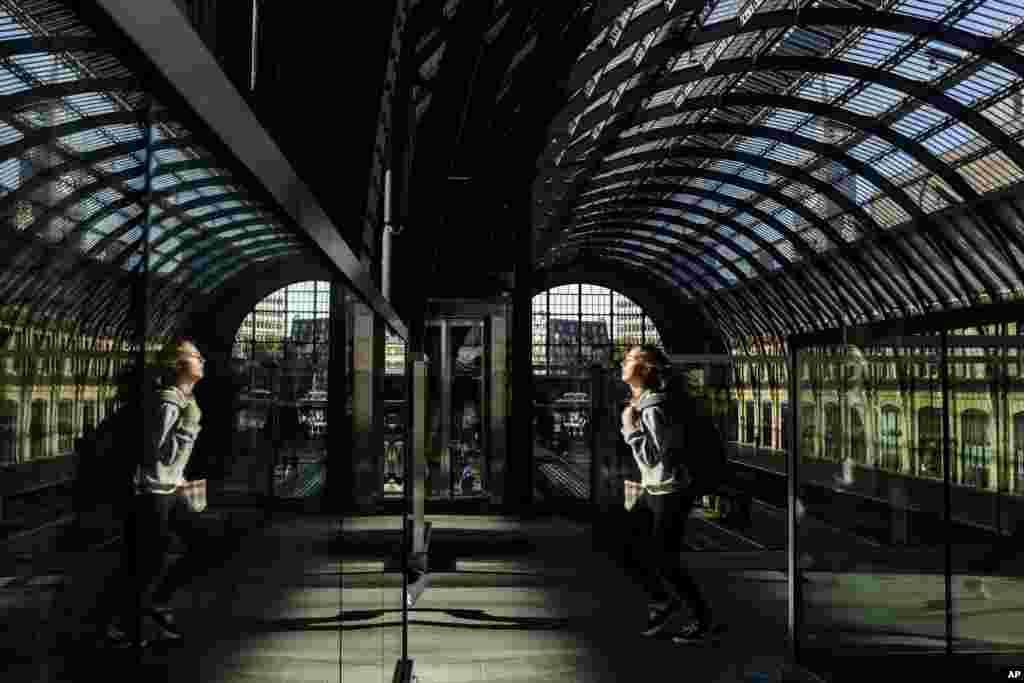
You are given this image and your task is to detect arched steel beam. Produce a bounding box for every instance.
[10,182,261,324]
[192,244,306,294]
[0,110,171,165]
[553,240,787,339]
[0,37,111,59]
[96,191,263,263]
[565,56,1024,179]
[575,146,954,310]
[563,245,773,341]
[555,252,747,346]
[581,172,933,319]
[149,221,287,273]
[573,92,1021,300]
[563,9,1024,122]
[567,217,825,330]
[578,168,915,318]
[572,209,825,324]
[571,216,836,330]
[571,189,867,323]
[573,123,991,304]
[576,184,880,324]
[0,76,140,117]
[0,136,202,242]
[562,228,809,333]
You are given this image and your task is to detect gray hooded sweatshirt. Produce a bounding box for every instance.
[621,390,691,494]
[133,386,201,495]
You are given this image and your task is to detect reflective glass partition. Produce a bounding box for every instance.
[229,280,334,503]
[382,329,407,497]
[423,319,487,499]
[795,336,961,662]
[945,325,1024,653]
[532,284,662,507]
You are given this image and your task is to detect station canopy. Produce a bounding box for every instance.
[534,0,1024,344]
[0,1,311,342]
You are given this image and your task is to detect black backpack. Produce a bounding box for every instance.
[672,391,730,497]
[73,402,145,514]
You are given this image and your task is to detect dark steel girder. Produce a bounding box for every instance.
[573,184,868,323]
[566,244,778,341]
[556,239,790,338]
[577,165,911,314]
[577,138,958,313]
[1,136,200,239]
[561,251,745,345]
[0,37,111,59]
[563,226,813,332]
[568,213,835,330]
[30,212,265,336]
[98,191,263,265]
[564,56,1024,179]
[543,9,1024,302]
[574,194,863,328]
[645,92,978,202]
[169,235,303,286]
[0,110,172,167]
[192,244,305,294]
[577,170,926,317]
[570,207,825,325]
[149,220,285,273]
[0,76,140,116]
[563,8,1024,119]
[576,183,882,325]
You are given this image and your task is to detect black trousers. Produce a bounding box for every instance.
[629,491,712,625]
[94,492,208,627]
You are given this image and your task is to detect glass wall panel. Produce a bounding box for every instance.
[946,325,1023,653]
[228,280,333,502]
[797,338,949,666]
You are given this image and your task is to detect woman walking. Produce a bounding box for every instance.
[620,344,715,641]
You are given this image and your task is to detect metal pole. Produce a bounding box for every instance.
[132,92,156,652]
[786,339,802,667]
[940,329,953,656]
[383,169,393,301]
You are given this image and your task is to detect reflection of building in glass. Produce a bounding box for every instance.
[385,330,406,375]
[236,291,287,350]
[721,331,1024,496]
[532,284,661,374]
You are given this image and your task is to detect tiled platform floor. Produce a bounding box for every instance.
[2,511,1022,681]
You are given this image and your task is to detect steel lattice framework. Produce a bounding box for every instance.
[535,0,1024,348]
[0,0,311,346]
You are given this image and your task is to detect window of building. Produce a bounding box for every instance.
[762,401,772,448]
[531,283,662,376]
[824,403,841,462]
[58,400,73,455]
[0,400,17,465]
[881,406,901,472]
[800,402,816,459]
[83,402,95,434]
[31,399,46,460]
[745,400,756,444]
[918,406,943,479]
[850,406,867,464]
[961,409,991,489]
[234,280,331,398]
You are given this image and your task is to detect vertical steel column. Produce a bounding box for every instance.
[383,169,393,301]
[326,282,349,511]
[940,329,953,656]
[130,92,156,651]
[786,340,802,667]
[512,214,535,512]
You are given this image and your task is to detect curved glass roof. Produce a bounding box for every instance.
[535,0,1024,344]
[0,2,310,341]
